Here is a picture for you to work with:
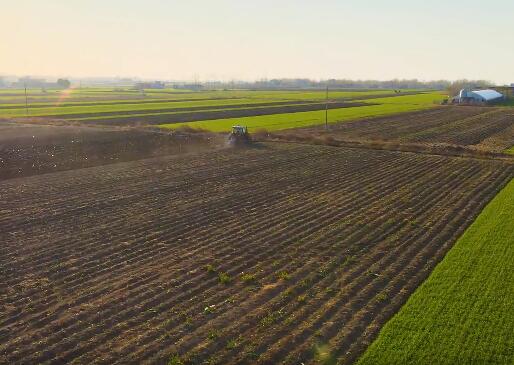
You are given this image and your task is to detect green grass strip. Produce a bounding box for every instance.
[357,178,514,365]
[159,93,443,132]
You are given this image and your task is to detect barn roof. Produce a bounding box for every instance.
[472,89,504,101]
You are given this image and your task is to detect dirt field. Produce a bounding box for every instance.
[1,142,512,364]
[0,122,219,180]
[278,106,514,153]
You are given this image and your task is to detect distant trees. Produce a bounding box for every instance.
[0,77,5,88]
[57,78,71,88]
[447,79,491,97]
[176,78,465,91]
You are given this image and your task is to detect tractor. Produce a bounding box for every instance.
[228,125,251,146]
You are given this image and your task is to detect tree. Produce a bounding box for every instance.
[57,78,71,88]
[447,79,490,97]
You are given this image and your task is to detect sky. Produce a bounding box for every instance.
[1,0,513,84]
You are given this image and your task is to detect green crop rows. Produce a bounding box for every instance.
[0,88,446,131]
[160,93,445,132]
[358,178,514,365]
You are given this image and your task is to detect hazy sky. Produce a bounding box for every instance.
[1,0,513,83]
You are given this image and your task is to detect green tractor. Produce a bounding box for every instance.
[228,125,251,146]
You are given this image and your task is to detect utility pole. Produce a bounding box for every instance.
[325,85,329,130]
[24,83,28,116]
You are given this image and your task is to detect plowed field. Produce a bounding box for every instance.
[0,123,218,180]
[286,106,514,153]
[1,143,512,365]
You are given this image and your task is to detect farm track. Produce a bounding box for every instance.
[1,143,513,364]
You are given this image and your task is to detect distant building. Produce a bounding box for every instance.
[173,83,203,90]
[452,89,504,104]
[11,77,70,89]
[134,81,165,90]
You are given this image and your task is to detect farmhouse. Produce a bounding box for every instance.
[453,89,504,104]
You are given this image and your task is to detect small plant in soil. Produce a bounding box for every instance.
[240,272,257,283]
[218,272,231,284]
[208,329,219,340]
[277,271,291,280]
[204,305,216,314]
[167,354,184,365]
[226,336,241,350]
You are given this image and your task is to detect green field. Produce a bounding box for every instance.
[0,88,403,112]
[357,178,514,365]
[0,88,446,131]
[498,99,514,107]
[160,92,444,131]
[0,98,312,118]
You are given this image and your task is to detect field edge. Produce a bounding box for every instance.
[356,177,514,365]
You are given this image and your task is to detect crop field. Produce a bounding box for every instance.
[1,142,513,365]
[2,87,513,364]
[273,106,514,153]
[0,88,412,106]
[0,88,443,130]
[159,93,443,132]
[358,178,514,364]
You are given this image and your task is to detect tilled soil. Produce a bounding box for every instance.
[0,122,219,180]
[1,143,512,364]
[285,106,514,153]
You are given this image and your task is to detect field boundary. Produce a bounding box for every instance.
[357,177,514,364]
[256,137,514,163]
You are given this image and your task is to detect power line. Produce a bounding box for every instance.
[325,85,328,130]
[24,83,28,116]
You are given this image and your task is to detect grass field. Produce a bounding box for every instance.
[498,99,514,107]
[357,178,514,365]
[159,93,444,132]
[0,88,404,112]
[0,88,447,131]
[0,98,314,118]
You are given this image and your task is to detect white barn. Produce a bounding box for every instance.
[454,89,504,104]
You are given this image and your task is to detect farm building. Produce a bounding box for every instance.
[452,89,504,104]
[134,81,165,90]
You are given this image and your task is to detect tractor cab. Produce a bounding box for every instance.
[228,125,251,145]
[231,125,248,136]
